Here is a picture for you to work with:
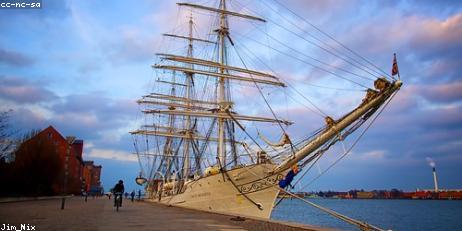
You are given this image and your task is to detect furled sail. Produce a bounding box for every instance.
[259,132,292,147]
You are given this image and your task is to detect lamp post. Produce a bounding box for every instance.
[135,172,148,186]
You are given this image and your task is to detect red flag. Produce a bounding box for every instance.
[391,53,399,76]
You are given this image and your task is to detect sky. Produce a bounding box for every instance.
[1,0,461,192]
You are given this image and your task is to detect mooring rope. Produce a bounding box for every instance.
[240,166,386,231]
[278,188,385,231]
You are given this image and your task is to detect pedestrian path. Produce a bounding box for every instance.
[0,197,330,231]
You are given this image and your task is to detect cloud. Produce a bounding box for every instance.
[356,100,462,165]
[339,10,462,83]
[418,105,462,129]
[409,13,462,60]
[10,107,49,134]
[404,0,462,16]
[87,148,137,162]
[418,81,462,103]
[0,49,35,67]
[0,76,56,103]
[354,150,386,161]
[274,0,356,21]
[77,61,101,74]
[420,59,460,83]
[274,105,325,139]
[102,27,159,64]
[48,92,137,139]
[2,86,138,162]
[69,2,161,64]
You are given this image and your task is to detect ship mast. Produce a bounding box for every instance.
[182,11,194,179]
[163,73,176,179]
[132,1,287,180]
[174,0,273,170]
[217,0,227,169]
[162,71,177,180]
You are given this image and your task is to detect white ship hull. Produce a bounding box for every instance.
[153,163,286,219]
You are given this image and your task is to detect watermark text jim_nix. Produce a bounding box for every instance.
[1,224,35,231]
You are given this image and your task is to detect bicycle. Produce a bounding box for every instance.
[114,192,122,212]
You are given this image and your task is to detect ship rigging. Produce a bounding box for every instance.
[130,0,402,225]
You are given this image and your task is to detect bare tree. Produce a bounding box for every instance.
[0,109,15,161]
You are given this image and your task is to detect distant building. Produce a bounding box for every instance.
[438,190,462,200]
[356,191,375,199]
[67,137,85,194]
[83,161,103,195]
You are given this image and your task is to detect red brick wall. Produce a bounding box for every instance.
[92,166,101,187]
[68,141,84,194]
[34,126,83,194]
[37,126,67,194]
[18,126,101,195]
[82,162,102,192]
[82,163,93,192]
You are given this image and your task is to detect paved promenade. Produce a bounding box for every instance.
[0,197,331,231]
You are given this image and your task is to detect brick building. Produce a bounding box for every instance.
[19,125,102,195]
[83,161,103,195]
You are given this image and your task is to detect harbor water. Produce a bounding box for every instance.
[271,198,462,230]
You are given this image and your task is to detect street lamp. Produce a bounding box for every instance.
[135,172,147,186]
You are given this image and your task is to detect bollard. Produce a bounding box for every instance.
[61,197,65,210]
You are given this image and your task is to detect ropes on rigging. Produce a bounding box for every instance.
[267,0,393,80]
[231,0,384,82]
[234,41,328,118]
[298,91,398,191]
[231,41,298,155]
[132,136,146,177]
[253,26,374,82]
[233,30,371,89]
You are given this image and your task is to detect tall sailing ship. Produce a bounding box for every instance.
[131,0,402,219]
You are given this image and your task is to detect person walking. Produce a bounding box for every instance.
[130,190,135,202]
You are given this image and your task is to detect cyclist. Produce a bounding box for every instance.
[113,180,125,207]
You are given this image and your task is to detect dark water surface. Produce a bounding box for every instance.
[271,198,462,230]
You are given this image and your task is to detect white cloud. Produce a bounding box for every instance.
[87,148,137,162]
[358,150,386,160]
[85,141,95,149]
